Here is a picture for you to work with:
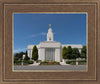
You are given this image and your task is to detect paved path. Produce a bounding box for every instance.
[14,65,87,71]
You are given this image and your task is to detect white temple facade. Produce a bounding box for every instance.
[28,24,83,62]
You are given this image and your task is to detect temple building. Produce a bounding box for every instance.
[28,24,82,62]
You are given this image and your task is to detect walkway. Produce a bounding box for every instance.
[14,65,87,71]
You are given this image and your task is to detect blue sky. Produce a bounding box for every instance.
[13,13,87,53]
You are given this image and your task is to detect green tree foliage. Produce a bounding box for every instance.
[72,48,80,59]
[32,45,38,61]
[14,52,25,61]
[24,50,30,61]
[67,46,73,59]
[81,46,86,59]
[62,46,68,59]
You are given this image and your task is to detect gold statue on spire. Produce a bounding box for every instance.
[49,24,51,28]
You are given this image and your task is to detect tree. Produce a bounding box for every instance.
[24,50,30,61]
[81,46,86,59]
[14,52,25,61]
[72,48,80,59]
[67,46,73,59]
[62,46,68,59]
[32,45,38,61]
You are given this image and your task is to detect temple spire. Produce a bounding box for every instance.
[47,24,54,41]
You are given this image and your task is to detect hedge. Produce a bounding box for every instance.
[66,60,76,64]
[66,60,86,65]
[78,60,86,62]
[24,60,33,64]
[14,60,33,65]
[14,60,21,64]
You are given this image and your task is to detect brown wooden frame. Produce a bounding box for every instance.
[0,0,99,84]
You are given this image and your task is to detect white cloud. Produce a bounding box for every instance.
[41,32,47,35]
[29,32,47,38]
[14,48,27,53]
[29,34,38,38]
[30,34,36,37]
[28,32,56,39]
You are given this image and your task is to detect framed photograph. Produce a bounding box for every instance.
[0,0,99,84]
[13,13,87,71]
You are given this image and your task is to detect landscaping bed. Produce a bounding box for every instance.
[40,61,60,65]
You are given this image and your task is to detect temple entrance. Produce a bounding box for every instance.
[45,48,55,62]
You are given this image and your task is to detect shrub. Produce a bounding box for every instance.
[66,60,76,64]
[42,60,48,63]
[66,60,86,65]
[52,61,60,64]
[52,61,57,63]
[78,60,86,65]
[40,61,60,65]
[78,60,86,64]
[38,60,42,62]
[28,61,33,64]
[24,60,33,64]
[66,61,71,64]
[78,60,86,62]
[14,60,21,64]
[36,60,42,63]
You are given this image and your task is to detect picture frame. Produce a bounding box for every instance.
[0,0,99,84]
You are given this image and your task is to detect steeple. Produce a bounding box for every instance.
[47,24,54,41]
